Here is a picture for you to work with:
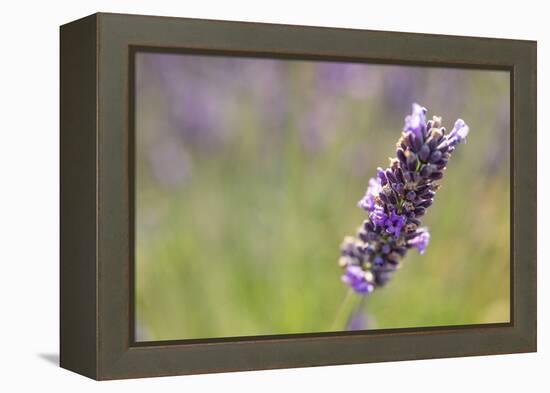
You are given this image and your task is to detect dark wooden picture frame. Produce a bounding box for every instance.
[60,12,537,380]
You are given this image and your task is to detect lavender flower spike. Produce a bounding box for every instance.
[339,103,469,294]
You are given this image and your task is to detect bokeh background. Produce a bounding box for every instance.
[134,52,510,341]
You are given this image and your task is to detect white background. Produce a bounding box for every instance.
[0,0,546,391]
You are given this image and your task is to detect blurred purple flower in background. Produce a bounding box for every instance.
[383,68,424,110]
[339,103,470,294]
[299,97,341,153]
[249,61,290,133]
[148,138,193,189]
[155,55,236,150]
[483,104,510,176]
[316,62,377,99]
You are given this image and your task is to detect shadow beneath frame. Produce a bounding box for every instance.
[38,353,59,366]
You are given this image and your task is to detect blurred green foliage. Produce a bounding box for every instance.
[135,54,510,341]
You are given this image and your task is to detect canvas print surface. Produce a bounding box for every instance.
[134,52,510,341]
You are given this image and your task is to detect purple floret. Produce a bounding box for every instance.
[383,211,406,237]
[341,265,374,294]
[448,118,470,145]
[408,229,430,254]
[403,103,427,142]
[358,178,381,212]
[369,204,387,227]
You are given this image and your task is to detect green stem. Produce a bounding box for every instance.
[331,289,358,331]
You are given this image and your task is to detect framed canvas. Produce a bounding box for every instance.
[60,12,537,380]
